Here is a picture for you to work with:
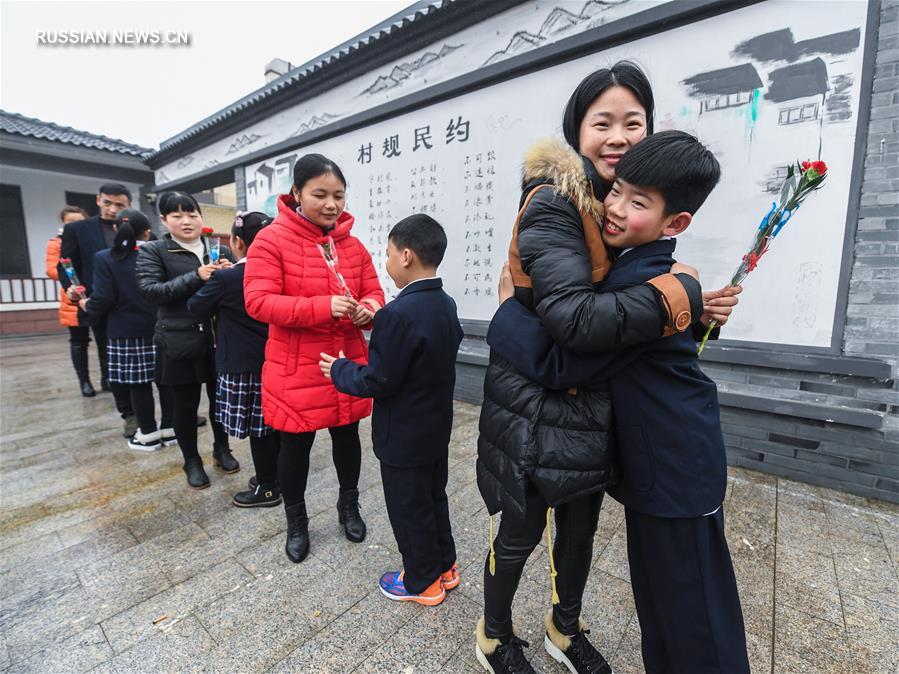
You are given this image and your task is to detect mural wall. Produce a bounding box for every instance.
[154,0,658,184]
[242,0,870,349]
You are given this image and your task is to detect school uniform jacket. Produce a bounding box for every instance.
[187,262,267,374]
[330,277,463,468]
[84,248,157,339]
[488,238,726,519]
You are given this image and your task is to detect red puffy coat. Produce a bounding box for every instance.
[244,194,385,433]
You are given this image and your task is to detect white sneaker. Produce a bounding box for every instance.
[160,428,178,447]
[128,429,162,452]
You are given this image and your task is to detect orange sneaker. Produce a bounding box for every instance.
[441,562,460,590]
[379,571,446,606]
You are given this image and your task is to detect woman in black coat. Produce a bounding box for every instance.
[475,62,718,674]
[136,191,238,489]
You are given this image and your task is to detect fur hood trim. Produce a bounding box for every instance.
[522,138,604,224]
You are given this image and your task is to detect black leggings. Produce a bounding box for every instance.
[483,481,604,638]
[128,383,175,435]
[171,381,229,462]
[278,422,361,507]
[249,433,280,487]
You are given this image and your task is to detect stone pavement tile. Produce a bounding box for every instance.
[100,558,253,654]
[0,498,108,551]
[192,501,286,559]
[12,624,112,674]
[0,630,10,672]
[89,614,214,674]
[608,619,644,674]
[773,603,855,673]
[726,476,777,549]
[0,569,83,619]
[193,553,351,641]
[744,628,772,674]
[355,591,482,673]
[874,511,899,572]
[269,590,413,673]
[142,522,217,585]
[75,546,172,623]
[775,497,829,555]
[1,584,105,664]
[823,499,888,552]
[775,546,843,626]
[441,642,483,674]
[593,528,630,583]
[303,508,399,571]
[191,606,319,674]
[0,531,64,575]
[842,592,898,673]
[580,569,637,659]
[833,544,898,610]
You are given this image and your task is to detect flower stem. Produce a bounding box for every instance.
[697,320,718,354]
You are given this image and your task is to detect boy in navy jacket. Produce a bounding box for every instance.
[489,131,750,673]
[320,214,464,607]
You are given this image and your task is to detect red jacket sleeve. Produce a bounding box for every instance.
[244,229,333,328]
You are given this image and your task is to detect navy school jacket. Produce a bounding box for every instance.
[58,215,113,295]
[330,277,464,468]
[186,262,268,374]
[487,238,727,518]
[84,248,157,339]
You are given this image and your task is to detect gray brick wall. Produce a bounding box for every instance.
[453,0,899,505]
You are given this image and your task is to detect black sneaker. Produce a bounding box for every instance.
[544,629,612,674]
[233,484,282,508]
[477,635,536,674]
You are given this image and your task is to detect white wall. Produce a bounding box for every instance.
[0,164,144,279]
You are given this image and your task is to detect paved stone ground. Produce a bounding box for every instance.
[0,333,897,673]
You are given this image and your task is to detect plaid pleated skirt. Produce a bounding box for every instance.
[107,337,155,384]
[215,372,273,439]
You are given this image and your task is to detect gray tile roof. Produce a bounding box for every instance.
[151,0,449,158]
[0,110,153,158]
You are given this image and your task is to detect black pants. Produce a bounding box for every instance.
[483,481,604,638]
[381,456,456,594]
[127,383,174,435]
[278,422,361,508]
[249,433,280,487]
[171,380,229,462]
[626,507,750,674]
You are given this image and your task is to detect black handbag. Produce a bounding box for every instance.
[156,318,207,360]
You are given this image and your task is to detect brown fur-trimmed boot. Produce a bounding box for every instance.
[543,608,612,674]
[475,617,535,674]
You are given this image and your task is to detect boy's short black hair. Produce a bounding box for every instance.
[388,214,447,268]
[98,183,132,201]
[614,130,721,215]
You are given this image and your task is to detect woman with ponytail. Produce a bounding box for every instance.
[80,209,171,451]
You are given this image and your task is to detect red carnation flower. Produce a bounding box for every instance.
[811,160,827,175]
[201,226,214,235]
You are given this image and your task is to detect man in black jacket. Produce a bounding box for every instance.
[59,183,135,432]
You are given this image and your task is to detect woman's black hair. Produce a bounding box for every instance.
[111,209,152,260]
[158,191,202,216]
[562,60,655,152]
[292,153,347,192]
[231,211,271,250]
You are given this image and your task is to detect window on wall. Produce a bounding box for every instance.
[64,191,99,218]
[0,184,31,278]
[778,103,819,125]
[702,91,752,112]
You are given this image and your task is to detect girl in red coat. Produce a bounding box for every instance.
[245,154,384,563]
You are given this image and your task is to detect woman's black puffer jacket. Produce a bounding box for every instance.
[476,139,702,522]
[136,234,233,356]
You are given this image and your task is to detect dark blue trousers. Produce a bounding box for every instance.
[380,456,457,594]
[625,506,750,674]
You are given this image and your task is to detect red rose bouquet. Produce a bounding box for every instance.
[698,160,828,353]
